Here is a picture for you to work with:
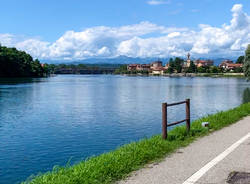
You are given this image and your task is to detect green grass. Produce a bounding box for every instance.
[22,103,250,184]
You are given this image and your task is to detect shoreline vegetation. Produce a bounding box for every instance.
[1,45,249,79]
[43,64,246,78]
[0,45,51,77]
[23,103,250,184]
[120,72,245,78]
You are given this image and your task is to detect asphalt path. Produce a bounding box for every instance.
[119,116,250,184]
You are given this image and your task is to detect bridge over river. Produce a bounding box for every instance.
[54,68,116,74]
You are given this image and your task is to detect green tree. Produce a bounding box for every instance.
[210,66,220,73]
[186,61,197,73]
[57,64,67,68]
[236,56,244,64]
[234,67,243,73]
[197,66,210,73]
[68,64,76,69]
[243,44,250,79]
[174,57,183,73]
[0,45,48,77]
[114,65,128,74]
[166,58,175,73]
[77,64,87,69]
[166,66,174,74]
[197,66,206,73]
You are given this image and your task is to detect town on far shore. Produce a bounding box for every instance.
[123,53,244,76]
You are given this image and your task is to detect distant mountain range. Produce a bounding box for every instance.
[42,56,161,65]
[42,55,239,66]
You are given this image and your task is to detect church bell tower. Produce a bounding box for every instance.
[187,53,191,67]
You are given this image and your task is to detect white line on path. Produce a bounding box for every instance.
[182,132,250,184]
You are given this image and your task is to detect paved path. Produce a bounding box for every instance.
[119,116,250,184]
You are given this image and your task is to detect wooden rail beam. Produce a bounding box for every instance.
[167,101,186,107]
[162,99,191,139]
[162,103,167,139]
[167,119,187,127]
[186,99,190,132]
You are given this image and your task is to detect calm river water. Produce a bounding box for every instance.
[0,75,250,184]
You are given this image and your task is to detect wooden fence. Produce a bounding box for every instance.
[162,99,190,139]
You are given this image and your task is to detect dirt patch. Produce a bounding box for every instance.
[227,172,250,184]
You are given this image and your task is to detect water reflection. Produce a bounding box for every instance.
[243,88,250,104]
[0,75,249,184]
[0,77,46,85]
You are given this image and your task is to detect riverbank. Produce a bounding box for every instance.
[164,72,244,78]
[23,103,250,184]
[121,73,245,78]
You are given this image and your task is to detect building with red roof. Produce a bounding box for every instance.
[219,60,243,71]
[195,60,214,67]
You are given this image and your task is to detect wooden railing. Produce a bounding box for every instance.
[162,99,190,139]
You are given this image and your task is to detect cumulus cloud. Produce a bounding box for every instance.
[16,39,50,58]
[0,34,16,46]
[0,4,250,61]
[45,21,175,60]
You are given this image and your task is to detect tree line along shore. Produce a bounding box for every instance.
[0,44,250,78]
[0,45,50,77]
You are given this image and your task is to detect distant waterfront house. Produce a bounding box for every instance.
[150,61,168,74]
[151,61,163,68]
[127,64,151,72]
[151,67,165,75]
[195,59,214,67]
[127,64,139,71]
[219,60,234,69]
[127,60,168,74]
[137,64,151,71]
[219,61,243,71]
[226,63,243,70]
[165,63,169,69]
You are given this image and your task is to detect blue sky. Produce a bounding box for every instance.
[0,0,250,61]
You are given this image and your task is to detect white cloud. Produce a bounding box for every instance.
[0,4,250,61]
[0,34,16,46]
[147,0,170,5]
[46,21,171,60]
[16,39,50,58]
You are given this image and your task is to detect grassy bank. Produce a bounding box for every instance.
[119,73,245,78]
[195,73,245,78]
[23,103,250,184]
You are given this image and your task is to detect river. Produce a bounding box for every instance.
[0,75,249,184]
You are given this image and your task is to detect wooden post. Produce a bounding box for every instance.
[186,99,190,132]
[162,103,167,139]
